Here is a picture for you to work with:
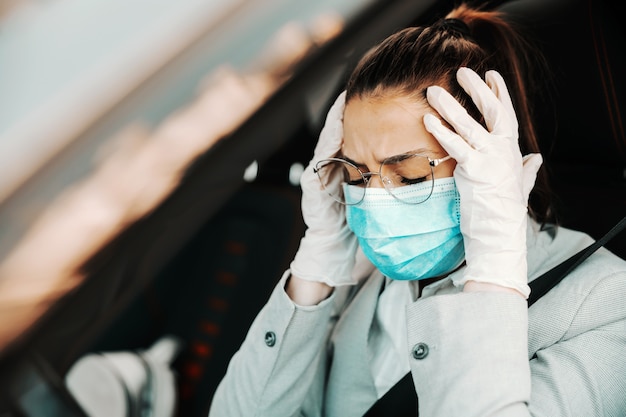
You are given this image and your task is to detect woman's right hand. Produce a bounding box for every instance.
[288,91,362,304]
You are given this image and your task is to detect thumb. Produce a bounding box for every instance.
[521,153,543,204]
[312,91,347,160]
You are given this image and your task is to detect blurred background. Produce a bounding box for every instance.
[0,0,363,351]
[0,0,365,415]
[0,0,360,296]
[0,0,624,416]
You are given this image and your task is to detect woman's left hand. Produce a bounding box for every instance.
[423,67,541,298]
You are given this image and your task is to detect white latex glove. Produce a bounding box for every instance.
[289,91,361,286]
[424,67,542,298]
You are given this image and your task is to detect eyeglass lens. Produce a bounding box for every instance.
[315,155,437,205]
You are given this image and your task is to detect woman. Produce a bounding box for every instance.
[209,3,626,416]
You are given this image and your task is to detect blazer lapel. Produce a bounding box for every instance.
[325,272,384,416]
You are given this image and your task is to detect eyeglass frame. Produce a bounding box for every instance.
[313,153,453,206]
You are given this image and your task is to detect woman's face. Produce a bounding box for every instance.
[342,94,455,186]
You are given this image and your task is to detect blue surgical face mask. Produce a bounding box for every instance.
[345,177,465,281]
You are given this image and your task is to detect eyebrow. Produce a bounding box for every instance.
[340,147,434,166]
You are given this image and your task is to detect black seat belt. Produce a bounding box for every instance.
[528,216,626,306]
[364,216,626,417]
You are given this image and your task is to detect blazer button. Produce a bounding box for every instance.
[412,343,429,360]
[265,331,277,347]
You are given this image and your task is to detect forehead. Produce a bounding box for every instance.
[342,95,444,160]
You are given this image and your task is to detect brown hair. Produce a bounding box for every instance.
[345,2,554,224]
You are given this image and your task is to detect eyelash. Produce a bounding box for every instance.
[401,176,428,185]
[347,178,366,186]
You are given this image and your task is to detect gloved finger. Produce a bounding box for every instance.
[521,153,543,202]
[485,70,517,131]
[301,91,347,195]
[456,67,514,138]
[312,91,347,161]
[426,85,488,151]
[423,112,472,163]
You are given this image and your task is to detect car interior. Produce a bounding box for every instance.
[0,0,624,415]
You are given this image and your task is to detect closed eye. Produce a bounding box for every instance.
[347,177,366,186]
[400,175,429,185]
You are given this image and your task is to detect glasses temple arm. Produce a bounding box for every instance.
[430,155,453,167]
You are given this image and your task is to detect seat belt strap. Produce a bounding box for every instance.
[528,216,626,306]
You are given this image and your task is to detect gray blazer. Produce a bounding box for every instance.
[209,220,626,416]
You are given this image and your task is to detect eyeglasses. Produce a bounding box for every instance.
[314,153,452,205]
